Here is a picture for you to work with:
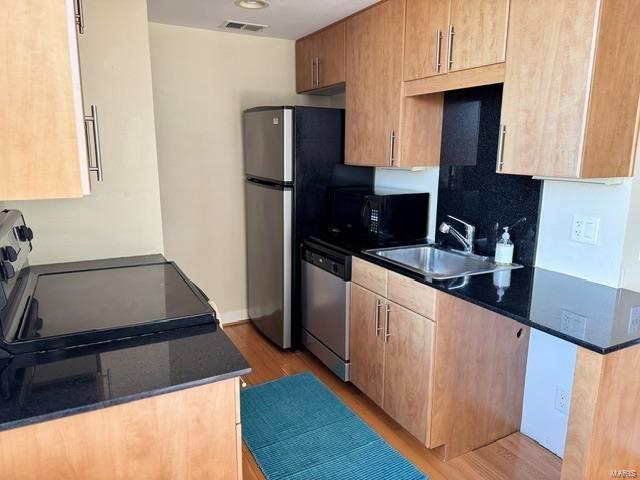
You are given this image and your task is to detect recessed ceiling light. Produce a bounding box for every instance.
[235,0,270,9]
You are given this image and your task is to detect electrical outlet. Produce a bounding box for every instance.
[560,309,588,339]
[571,215,600,245]
[554,386,571,415]
[629,306,640,335]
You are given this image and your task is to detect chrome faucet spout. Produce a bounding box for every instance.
[439,215,476,254]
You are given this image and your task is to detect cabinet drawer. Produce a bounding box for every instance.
[352,258,388,297]
[387,272,437,320]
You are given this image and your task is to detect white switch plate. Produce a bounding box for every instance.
[560,309,588,339]
[571,215,600,245]
[554,385,571,415]
[629,306,640,335]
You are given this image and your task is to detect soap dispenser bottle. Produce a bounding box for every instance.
[495,227,514,265]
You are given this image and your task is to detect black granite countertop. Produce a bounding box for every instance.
[307,233,640,355]
[0,323,251,432]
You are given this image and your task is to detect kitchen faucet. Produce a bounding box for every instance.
[439,215,476,255]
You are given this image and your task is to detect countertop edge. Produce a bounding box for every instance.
[0,367,252,433]
[354,251,627,356]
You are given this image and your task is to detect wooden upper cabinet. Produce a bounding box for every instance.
[295,35,315,93]
[499,0,640,178]
[404,0,509,86]
[0,0,90,200]
[346,0,405,167]
[448,0,509,72]
[404,0,450,81]
[315,22,346,90]
[295,22,345,94]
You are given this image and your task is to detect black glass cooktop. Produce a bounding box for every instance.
[1,255,215,354]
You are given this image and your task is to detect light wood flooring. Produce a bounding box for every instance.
[225,322,562,480]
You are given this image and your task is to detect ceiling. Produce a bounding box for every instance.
[146,0,377,40]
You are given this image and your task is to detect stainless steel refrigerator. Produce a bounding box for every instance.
[244,106,372,349]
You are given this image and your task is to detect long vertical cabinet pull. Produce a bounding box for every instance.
[447,24,455,69]
[84,105,104,182]
[374,299,383,336]
[388,131,396,166]
[316,57,321,87]
[384,303,391,343]
[311,58,315,89]
[496,125,507,172]
[434,30,443,73]
[74,0,85,34]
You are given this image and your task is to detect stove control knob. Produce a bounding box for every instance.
[0,261,15,282]
[2,246,17,262]
[16,226,34,242]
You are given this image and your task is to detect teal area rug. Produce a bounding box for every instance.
[241,372,427,480]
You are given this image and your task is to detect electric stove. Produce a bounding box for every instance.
[0,210,216,355]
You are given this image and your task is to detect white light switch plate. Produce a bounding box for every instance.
[571,215,600,245]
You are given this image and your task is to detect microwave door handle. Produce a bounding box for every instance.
[361,199,371,234]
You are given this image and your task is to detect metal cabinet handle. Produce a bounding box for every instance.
[84,105,104,182]
[388,131,396,166]
[74,0,85,34]
[435,30,443,73]
[384,303,391,343]
[374,299,383,336]
[311,58,315,88]
[496,124,507,172]
[447,24,455,69]
[316,57,321,87]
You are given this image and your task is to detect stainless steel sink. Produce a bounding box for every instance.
[364,244,522,280]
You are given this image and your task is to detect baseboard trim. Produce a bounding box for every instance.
[219,309,250,326]
[224,318,251,327]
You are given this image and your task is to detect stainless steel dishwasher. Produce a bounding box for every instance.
[301,242,351,381]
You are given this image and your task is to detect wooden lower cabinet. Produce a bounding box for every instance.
[350,284,385,406]
[430,293,530,460]
[562,345,640,479]
[383,301,435,444]
[350,260,531,460]
[0,378,243,480]
[350,284,435,443]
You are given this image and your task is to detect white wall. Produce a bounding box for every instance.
[6,0,164,265]
[148,23,330,322]
[374,168,440,241]
[535,179,633,287]
[523,151,640,457]
[521,329,577,457]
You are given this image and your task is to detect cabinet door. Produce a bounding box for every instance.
[345,0,405,167]
[404,0,450,81]
[448,0,509,72]
[0,0,89,200]
[295,35,315,93]
[431,293,530,460]
[350,284,385,406]
[315,22,346,89]
[382,301,435,445]
[498,0,598,177]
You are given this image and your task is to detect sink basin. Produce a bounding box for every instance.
[364,244,522,280]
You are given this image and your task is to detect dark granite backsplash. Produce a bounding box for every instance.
[435,84,542,266]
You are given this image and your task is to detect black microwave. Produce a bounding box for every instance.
[331,187,429,243]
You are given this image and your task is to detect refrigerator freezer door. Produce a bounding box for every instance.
[244,108,293,183]
[245,180,292,348]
